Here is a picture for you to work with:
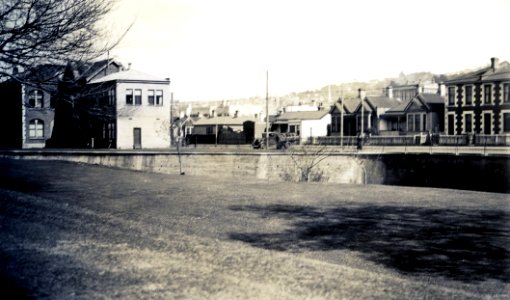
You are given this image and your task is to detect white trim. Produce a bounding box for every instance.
[503,82,510,104]
[483,83,493,105]
[463,85,474,106]
[480,110,494,135]
[447,86,456,106]
[502,109,510,133]
[462,111,474,133]
[445,112,455,135]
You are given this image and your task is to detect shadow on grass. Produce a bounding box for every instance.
[229,204,510,282]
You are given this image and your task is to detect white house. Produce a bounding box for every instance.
[89,69,171,149]
[272,110,331,143]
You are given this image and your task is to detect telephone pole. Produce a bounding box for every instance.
[265,70,269,149]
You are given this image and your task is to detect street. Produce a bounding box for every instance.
[0,158,509,299]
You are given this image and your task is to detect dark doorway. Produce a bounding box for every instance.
[447,114,455,135]
[484,113,491,135]
[133,128,141,149]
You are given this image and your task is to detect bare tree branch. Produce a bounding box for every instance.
[0,0,126,83]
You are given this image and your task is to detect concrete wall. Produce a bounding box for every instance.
[0,151,380,185]
[1,151,507,193]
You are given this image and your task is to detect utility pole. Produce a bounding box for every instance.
[340,91,344,148]
[170,92,174,147]
[265,70,269,149]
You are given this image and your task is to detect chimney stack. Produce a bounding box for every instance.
[358,88,366,99]
[386,86,393,99]
[491,57,499,71]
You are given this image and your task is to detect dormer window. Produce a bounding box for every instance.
[28,90,43,108]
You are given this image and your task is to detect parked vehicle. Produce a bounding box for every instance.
[252,132,299,149]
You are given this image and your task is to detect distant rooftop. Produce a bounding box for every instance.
[90,69,170,84]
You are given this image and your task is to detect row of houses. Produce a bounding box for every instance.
[1,57,509,149]
[176,58,510,146]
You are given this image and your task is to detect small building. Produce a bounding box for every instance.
[191,116,264,144]
[329,98,360,137]
[86,69,171,149]
[272,110,331,143]
[383,93,445,134]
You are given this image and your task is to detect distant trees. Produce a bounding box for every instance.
[0,0,120,83]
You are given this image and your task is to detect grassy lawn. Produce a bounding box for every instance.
[0,158,508,299]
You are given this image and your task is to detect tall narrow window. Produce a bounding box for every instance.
[155,90,163,106]
[108,123,115,139]
[448,87,455,105]
[504,84,510,103]
[148,90,155,105]
[504,113,510,132]
[108,89,115,106]
[28,90,43,108]
[414,114,421,131]
[465,86,473,105]
[126,89,133,105]
[407,115,414,131]
[465,114,473,133]
[28,119,44,138]
[134,89,142,105]
[484,85,492,104]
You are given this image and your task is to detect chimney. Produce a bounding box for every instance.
[491,57,499,71]
[358,88,366,99]
[386,86,393,99]
[438,82,446,97]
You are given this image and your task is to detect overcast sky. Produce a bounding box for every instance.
[106,0,510,101]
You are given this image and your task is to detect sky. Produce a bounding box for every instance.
[105,0,510,102]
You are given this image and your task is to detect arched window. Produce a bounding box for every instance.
[28,119,44,138]
[28,90,44,108]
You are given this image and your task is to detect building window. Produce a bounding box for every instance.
[484,85,492,104]
[503,113,510,133]
[28,119,44,138]
[148,90,155,105]
[108,122,115,139]
[28,90,44,108]
[206,126,213,134]
[134,89,142,105]
[448,87,455,105]
[465,86,473,105]
[504,84,510,103]
[126,89,133,105]
[155,90,163,105]
[108,89,115,106]
[414,114,421,132]
[332,115,340,132]
[464,113,473,133]
[407,115,414,131]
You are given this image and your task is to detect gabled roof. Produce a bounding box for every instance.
[385,99,410,115]
[333,98,360,114]
[417,93,445,104]
[89,69,170,84]
[445,60,510,84]
[193,116,260,126]
[366,96,400,109]
[275,110,329,122]
[81,59,123,81]
[385,93,444,116]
